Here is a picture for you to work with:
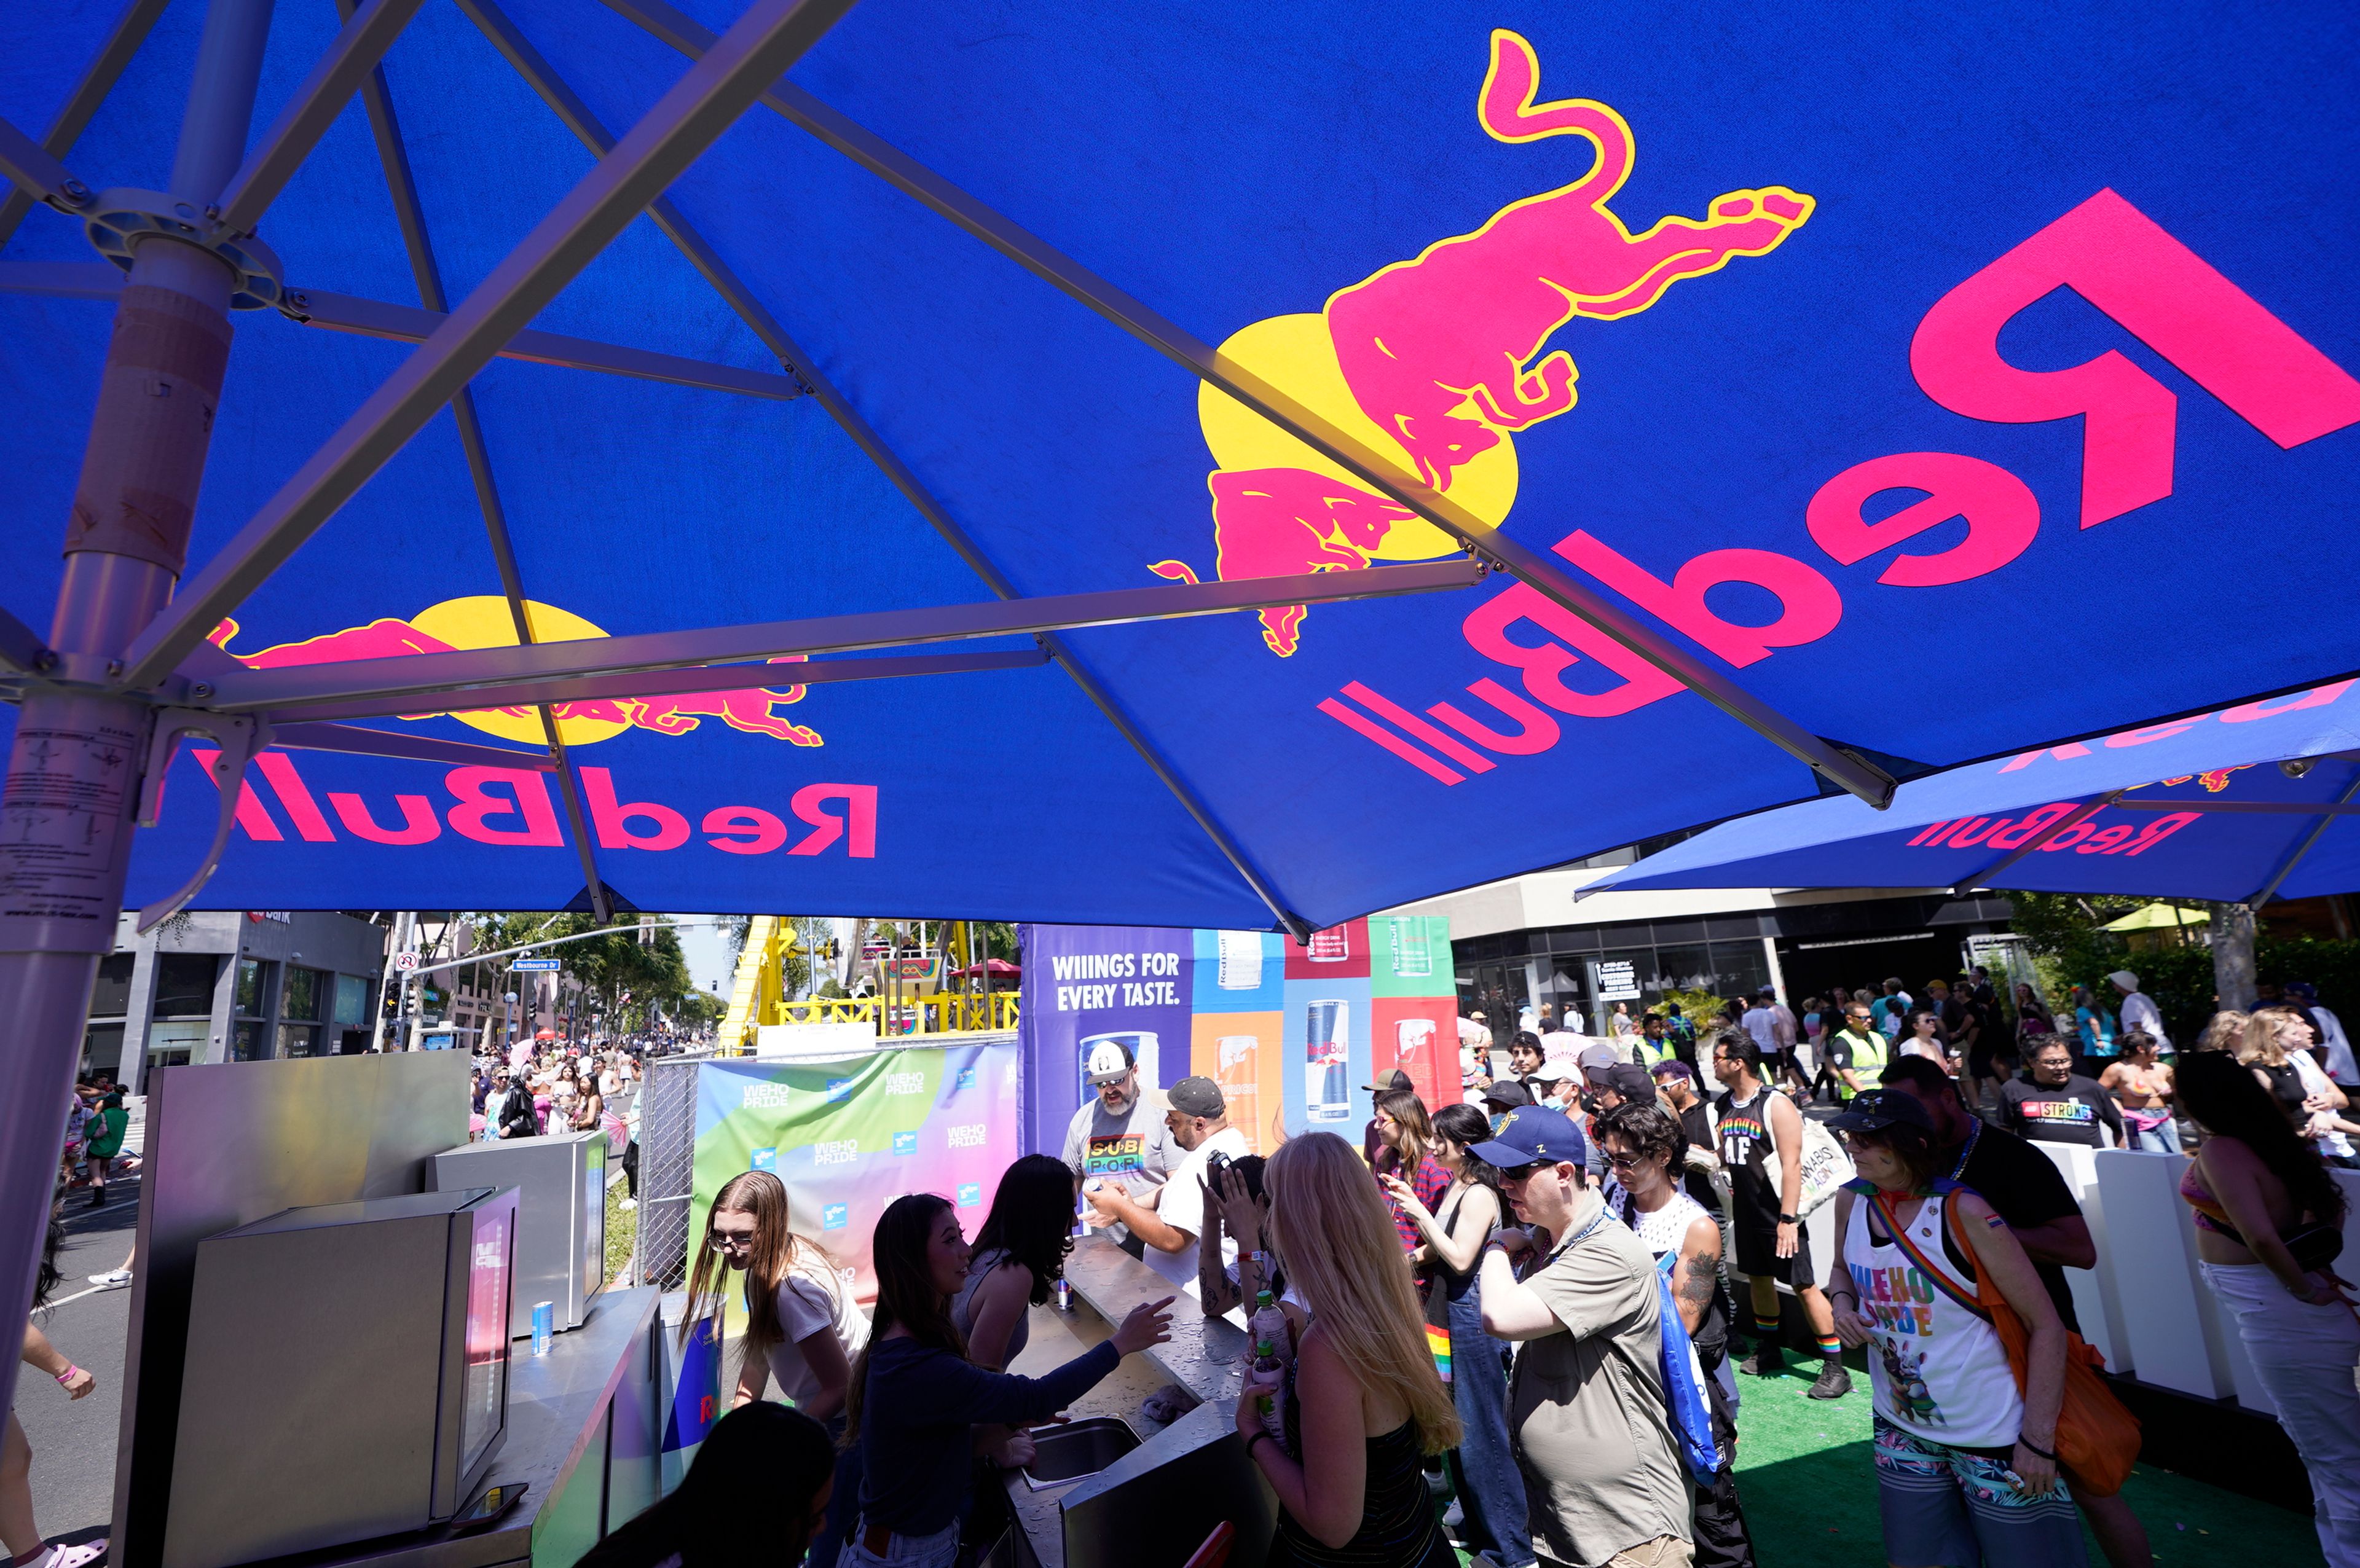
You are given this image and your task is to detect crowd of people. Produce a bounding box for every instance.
[573,962,2360,1568]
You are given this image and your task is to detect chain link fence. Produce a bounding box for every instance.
[629,1051,710,1291]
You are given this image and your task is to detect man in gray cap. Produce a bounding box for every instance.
[1084,1075,1248,1292]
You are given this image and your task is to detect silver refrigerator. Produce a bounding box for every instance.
[163,1186,519,1568]
[430,1129,607,1336]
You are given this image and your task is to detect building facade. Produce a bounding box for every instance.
[82,910,393,1090]
[1387,853,2015,1037]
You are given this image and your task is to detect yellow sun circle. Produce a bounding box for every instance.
[1197,313,1518,557]
[407,596,626,745]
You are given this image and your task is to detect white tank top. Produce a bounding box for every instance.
[1841,1188,2023,1449]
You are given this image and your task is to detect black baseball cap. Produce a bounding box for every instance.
[1601,1063,1656,1102]
[1828,1088,1939,1137]
[1481,1079,1532,1112]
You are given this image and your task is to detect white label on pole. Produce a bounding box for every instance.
[0,717,141,948]
[1592,959,1642,1001]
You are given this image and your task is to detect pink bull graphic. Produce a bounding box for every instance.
[208,608,822,747]
[1152,29,1814,656]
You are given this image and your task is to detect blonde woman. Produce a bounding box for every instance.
[1240,1132,1461,1567]
[686,1170,868,1568]
[2245,1009,2359,1165]
[2195,1009,2251,1055]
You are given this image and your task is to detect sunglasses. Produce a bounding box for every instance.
[707,1229,757,1251]
[1603,1149,1653,1170]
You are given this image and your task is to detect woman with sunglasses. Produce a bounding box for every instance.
[686,1172,868,1568]
[1594,1099,1755,1568]
[1826,1090,2079,1568]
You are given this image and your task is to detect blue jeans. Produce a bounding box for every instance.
[835,1519,958,1568]
[1444,1275,1534,1567]
[2130,1118,2182,1153]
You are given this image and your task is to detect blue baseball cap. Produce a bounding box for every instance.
[1468,1105,1588,1171]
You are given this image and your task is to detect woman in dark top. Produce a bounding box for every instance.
[841,1194,1173,1568]
[1238,1132,1461,1568]
[576,1401,835,1567]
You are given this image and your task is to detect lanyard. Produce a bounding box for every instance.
[1541,1201,1615,1269]
[1946,1116,1980,1182]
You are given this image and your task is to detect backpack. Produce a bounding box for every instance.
[1648,1252,1723,1485]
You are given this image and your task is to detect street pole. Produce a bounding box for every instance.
[0,0,273,1426]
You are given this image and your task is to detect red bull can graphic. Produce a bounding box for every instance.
[1152,29,1812,656]
[1305,999,1349,1123]
[207,595,822,748]
[1215,1034,1261,1143]
[1393,1017,1434,1077]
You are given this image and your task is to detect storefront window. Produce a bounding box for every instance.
[278,1021,320,1058]
[333,973,369,1028]
[231,1021,261,1062]
[81,1023,123,1075]
[283,965,324,1022]
[236,958,272,1017]
[152,954,218,1017]
[148,1020,208,1070]
[90,954,135,1017]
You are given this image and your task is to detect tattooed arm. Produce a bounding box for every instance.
[1671,1212,1722,1335]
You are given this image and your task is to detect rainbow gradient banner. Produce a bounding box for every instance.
[691,1041,1022,1310]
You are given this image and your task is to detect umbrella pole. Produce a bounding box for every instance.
[0,0,270,1441]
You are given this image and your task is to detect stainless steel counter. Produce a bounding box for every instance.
[1001,1240,1275,1568]
[1061,1234,1253,1405]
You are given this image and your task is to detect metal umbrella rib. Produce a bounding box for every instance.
[251,648,1056,724]
[117,0,864,693]
[190,561,1487,712]
[460,0,1315,936]
[599,0,1899,810]
[0,263,807,398]
[0,0,168,248]
[211,0,433,235]
[346,2,612,919]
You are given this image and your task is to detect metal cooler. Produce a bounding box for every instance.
[430,1129,607,1337]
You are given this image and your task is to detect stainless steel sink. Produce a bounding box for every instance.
[1020,1417,1139,1489]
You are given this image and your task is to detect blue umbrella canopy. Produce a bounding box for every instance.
[4,0,2359,933]
[1581,679,2360,903]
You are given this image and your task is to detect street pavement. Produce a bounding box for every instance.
[17,1164,141,1551]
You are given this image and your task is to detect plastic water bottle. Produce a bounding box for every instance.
[1251,1290,1288,1449]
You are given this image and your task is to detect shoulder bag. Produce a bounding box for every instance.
[1874,1186,2141,1495]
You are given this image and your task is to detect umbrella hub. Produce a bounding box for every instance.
[81,188,283,312]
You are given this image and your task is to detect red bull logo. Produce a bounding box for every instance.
[1150,29,1814,656]
[208,595,821,748]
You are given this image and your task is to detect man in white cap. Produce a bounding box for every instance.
[2109,970,2170,1055]
[1061,1039,1177,1256]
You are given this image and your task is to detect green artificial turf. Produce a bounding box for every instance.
[1728,1360,2325,1567]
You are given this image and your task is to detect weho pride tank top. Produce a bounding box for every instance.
[1843,1185,2024,1449]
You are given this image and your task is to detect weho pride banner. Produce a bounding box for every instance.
[1019,918,1457,1159]
[690,1040,1021,1314]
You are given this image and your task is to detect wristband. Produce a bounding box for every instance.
[2017,1435,2056,1462]
[1777,1213,1799,1225]
[1245,1432,1272,1460]
[55,1365,81,1386]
